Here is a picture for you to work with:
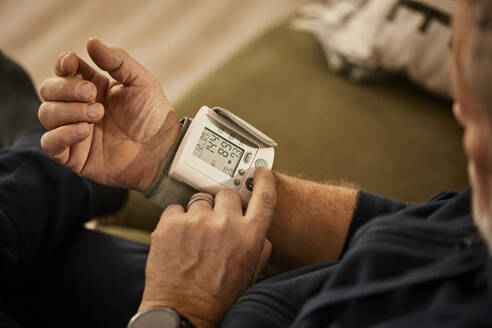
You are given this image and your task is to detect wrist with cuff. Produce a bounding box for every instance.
[144,117,196,209]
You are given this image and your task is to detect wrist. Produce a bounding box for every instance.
[136,111,181,193]
[138,299,215,328]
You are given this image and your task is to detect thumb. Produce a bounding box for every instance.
[86,37,154,86]
[253,239,272,282]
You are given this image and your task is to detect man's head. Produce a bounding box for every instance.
[452,0,492,252]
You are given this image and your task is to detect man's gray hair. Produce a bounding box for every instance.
[464,0,492,116]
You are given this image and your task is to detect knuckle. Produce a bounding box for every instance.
[185,217,203,231]
[187,211,208,228]
[193,211,209,222]
[210,214,230,232]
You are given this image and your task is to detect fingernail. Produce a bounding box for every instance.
[77,82,93,100]
[86,103,101,119]
[59,51,70,72]
[74,124,88,136]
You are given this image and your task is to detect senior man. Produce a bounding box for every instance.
[0,0,491,327]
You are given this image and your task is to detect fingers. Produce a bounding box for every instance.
[55,51,109,102]
[253,239,272,281]
[56,51,97,79]
[40,122,90,158]
[214,189,242,214]
[245,167,278,236]
[186,193,214,214]
[55,51,100,80]
[162,204,186,219]
[40,77,97,102]
[38,102,104,130]
[155,204,185,230]
[87,37,155,86]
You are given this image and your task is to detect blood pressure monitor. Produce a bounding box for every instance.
[168,106,277,205]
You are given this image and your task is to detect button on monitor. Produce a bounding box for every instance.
[245,178,254,191]
[244,152,253,163]
[255,158,268,168]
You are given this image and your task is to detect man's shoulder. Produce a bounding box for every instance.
[425,187,471,203]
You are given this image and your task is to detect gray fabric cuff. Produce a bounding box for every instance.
[144,117,197,209]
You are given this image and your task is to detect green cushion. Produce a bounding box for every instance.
[108,20,468,234]
[175,21,468,203]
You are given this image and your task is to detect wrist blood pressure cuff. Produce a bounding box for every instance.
[144,117,196,209]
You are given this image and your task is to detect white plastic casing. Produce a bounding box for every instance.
[169,106,276,205]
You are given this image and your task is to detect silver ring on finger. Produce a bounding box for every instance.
[186,194,214,211]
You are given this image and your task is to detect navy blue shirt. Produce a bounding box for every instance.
[222,188,492,327]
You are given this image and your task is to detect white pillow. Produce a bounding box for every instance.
[293,0,454,99]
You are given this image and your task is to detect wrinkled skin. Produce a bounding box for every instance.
[38,37,180,192]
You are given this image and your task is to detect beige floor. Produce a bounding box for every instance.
[0,0,310,103]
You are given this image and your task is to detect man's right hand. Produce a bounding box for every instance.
[38,38,180,192]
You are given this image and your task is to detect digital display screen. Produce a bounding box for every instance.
[193,128,244,177]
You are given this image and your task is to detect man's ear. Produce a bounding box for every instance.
[453,102,467,127]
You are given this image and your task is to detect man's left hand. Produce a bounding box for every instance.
[38,38,180,192]
[139,167,277,328]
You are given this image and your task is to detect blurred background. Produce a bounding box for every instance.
[0,0,309,102]
[0,0,468,241]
